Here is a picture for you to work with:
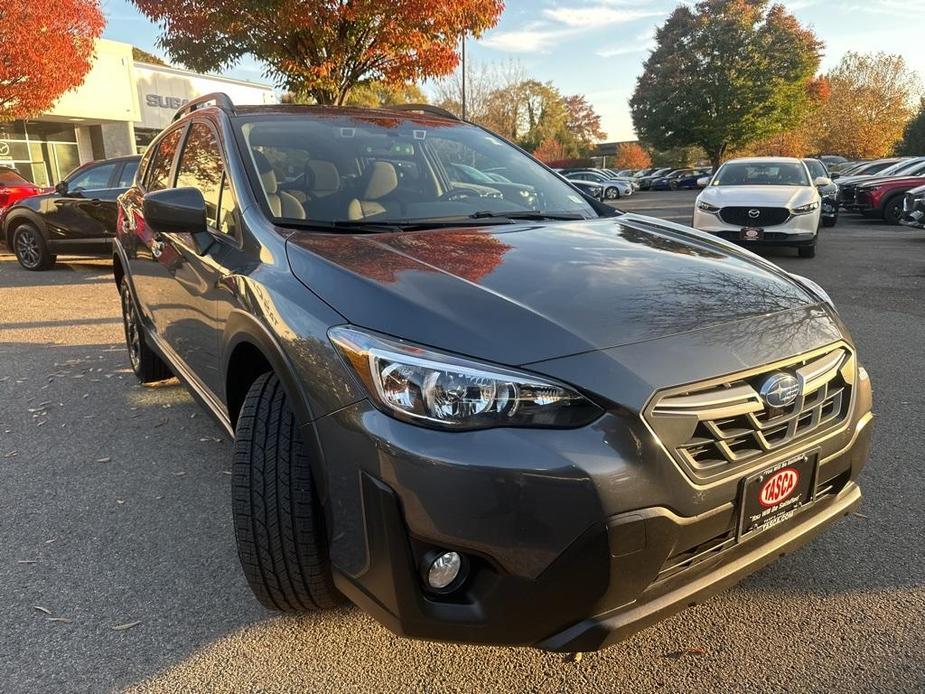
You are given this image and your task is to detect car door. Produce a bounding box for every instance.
[143,120,240,398]
[44,161,122,244]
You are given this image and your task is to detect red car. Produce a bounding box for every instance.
[0,166,43,214]
[854,175,925,224]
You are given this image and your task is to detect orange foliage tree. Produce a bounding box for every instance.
[614,143,652,169]
[532,138,568,164]
[132,0,505,105]
[0,2,105,120]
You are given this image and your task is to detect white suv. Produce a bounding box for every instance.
[692,157,828,258]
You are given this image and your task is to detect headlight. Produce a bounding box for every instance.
[329,326,603,430]
[589,186,602,197]
[789,273,835,309]
[792,201,819,215]
[910,189,925,200]
[697,200,720,213]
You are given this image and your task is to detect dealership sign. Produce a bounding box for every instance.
[146,94,190,110]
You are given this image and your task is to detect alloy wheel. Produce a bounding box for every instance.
[14,228,41,269]
[121,284,141,371]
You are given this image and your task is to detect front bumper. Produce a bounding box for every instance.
[312,343,873,650]
[692,208,818,245]
[901,194,925,229]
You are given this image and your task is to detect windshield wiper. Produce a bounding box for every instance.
[468,210,586,221]
[275,219,406,234]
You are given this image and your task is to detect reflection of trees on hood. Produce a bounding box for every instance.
[298,230,511,284]
[617,226,725,259]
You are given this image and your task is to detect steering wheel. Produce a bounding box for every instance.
[439,188,482,202]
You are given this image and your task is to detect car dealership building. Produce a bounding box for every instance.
[0,39,276,186]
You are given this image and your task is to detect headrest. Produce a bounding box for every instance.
[252,150,278,194]
[363,161,398,200]
[307,160,340,196]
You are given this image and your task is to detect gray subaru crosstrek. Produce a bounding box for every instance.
[113,93,873,652]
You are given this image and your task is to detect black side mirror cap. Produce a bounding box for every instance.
[55,181,68,195]
[143,187,213,255]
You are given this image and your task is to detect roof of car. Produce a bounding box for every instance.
[229,103,462,126]
[723,157,804,165]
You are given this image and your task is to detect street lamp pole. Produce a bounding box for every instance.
[461,32,467,120]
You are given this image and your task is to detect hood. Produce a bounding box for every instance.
[698,185,816,208]
[856,175,925,190]
[286,217,817,365]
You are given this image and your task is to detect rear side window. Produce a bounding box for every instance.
[69,162,116,191]
[0,168,28,185]
[175,122,225,228]
[146,128,183,192]
[116,160,139,187]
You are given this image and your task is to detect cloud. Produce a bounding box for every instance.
[542,6,662,28]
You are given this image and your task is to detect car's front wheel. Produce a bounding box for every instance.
[605,187,619,200]
[883,195,904,225]
[232,372,343,612]
[12,223,55,271]
[119,277,172,383]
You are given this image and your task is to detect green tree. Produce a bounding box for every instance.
[897,99,925,155]
[344,82,426,108]
[630,0,822,169]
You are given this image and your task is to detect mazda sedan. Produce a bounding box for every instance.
[113,96,872,652]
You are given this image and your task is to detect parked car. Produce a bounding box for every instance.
[0,166,45,216]
[900,183,925,228]
[636,167,673,190]
[114,94,871,652]
[651,168,703,191]
[564,171,632,199]
[830,157,906,181]
[2,155,140,270]
[676,168,712,189]
[803,158,839,227]
[818,155,848,169]
[837,157,925,210]
[853,174,925,224]
[564,177,605,201]
[445,162,538,207]
[692,157,826,257]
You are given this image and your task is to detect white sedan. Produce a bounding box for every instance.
[692,157,829,258]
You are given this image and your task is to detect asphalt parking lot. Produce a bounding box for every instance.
[1,190,923,693]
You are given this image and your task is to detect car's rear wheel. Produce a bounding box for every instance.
[605,186,619,200]
[119,277,172,383]
[12,223,54,271]
[883,195,904,225]
[232,372,343,612]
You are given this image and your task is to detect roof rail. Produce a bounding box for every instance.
[172,92,235,121]
[386,104,461,121]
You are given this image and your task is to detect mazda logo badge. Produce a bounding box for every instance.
[748,208,761,219]
[759,373,800,409]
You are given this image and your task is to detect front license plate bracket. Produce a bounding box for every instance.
[737,451,819,540]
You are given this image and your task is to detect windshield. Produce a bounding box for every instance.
[878,159,920,176]
[803,159,827,179]
[236,114,599,228]
[712,161,810,187]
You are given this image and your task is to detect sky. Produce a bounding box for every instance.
[102,0,925,142]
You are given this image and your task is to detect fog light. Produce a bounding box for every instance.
[426,551,462,591]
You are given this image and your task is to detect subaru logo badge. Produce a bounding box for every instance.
[748,208,761,219]
[759,373,800,409]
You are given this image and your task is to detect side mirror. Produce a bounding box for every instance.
[143,187,212,255]
[814,176,832,187]
[830,172,841,180]
[55,181,68,195]
[697,176,710,188]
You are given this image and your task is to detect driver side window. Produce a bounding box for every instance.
[68,162,117,191]
[175,122,225,229]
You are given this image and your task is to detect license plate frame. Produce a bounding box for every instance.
[740,227,765,240]
[737,451,819,540]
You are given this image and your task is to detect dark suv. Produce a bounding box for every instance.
[113,93,873,652]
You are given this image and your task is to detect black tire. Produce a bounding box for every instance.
[605,186,619,200]
[822,212,837,227]
[12,223,54,271]
[119,277,172,383]
[232,372,342,612]
[669,180,678,191]
[883,195,904,225]
[798,244,816,258]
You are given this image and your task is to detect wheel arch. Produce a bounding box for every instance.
[3,209,45,248]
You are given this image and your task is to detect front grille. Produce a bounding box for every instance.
[719,206,790,227]
[714,230,793,241]
[839,185,857,205]
[644,345,855,483]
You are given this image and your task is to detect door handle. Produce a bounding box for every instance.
[89,198,102,205]
[151,240,165,258]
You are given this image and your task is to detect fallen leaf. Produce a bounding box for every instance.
[116,499,125,505]
[222,470,232,476]
[564,652,583,663]
[853,512,869,519]
[112,621,142,631]
[96,457,111,464]
[172,471,186,477]
[33,606,52,615]
[45,538,57,544]
[47,617,73,624]
[17,560,38,564]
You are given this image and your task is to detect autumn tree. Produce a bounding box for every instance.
[532,138,569,164]
[132,0,504,105]
[816,53,922,158]
[132,47,169,66]
[344,82,427,108]
[896,99,925,156]
[630,0,822,169]
[0,2,105,120]
[433,60,526,139]
[564,95,605,152]
[613,143,651,169]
